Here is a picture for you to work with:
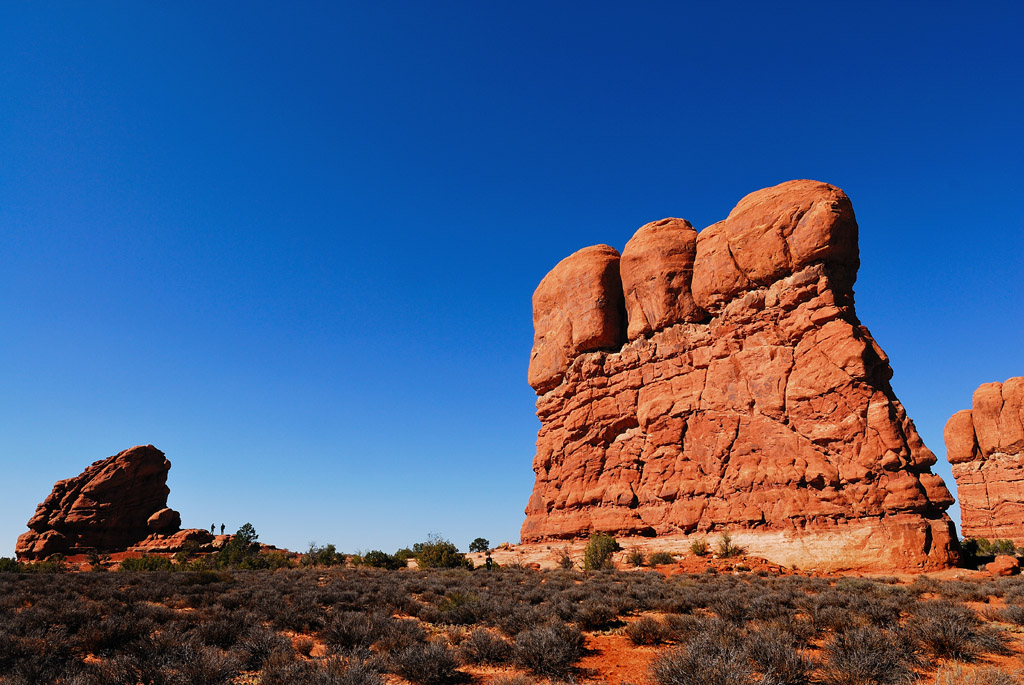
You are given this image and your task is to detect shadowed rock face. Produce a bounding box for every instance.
[16,445,182,560]
[522,180,958,571]
[946,377,1024,544]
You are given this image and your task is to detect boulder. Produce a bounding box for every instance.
[521,180,958,572]
[16,445,182,560]
[986,555,1020,576]
[945,377,1024,544]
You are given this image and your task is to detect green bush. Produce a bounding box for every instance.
[118,554,174,572]
[649,551,675,565]
[627,548,646,567]
[0,557,20,573]
[690,539,709,557]
[716,533,744,558]
[583,533,620,571]
[963,537,1018,559]
[302,543,345,567]
[216,523,261,568]
[469,537,491,554]
[363,550,405,570]
[415,534,472,569]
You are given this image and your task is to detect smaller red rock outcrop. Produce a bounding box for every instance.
[946,377,1024,544]
[16,445,183,560]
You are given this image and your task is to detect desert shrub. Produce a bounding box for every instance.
[469,538,490,553]
[392,642,462,684]
[716,533,744,558]
[118,555,174,572]
[908,601,1009,661]
[416,535,472,569]
[430,591,480,625]
[262,655,384,685]
[576,598,621,630]
[513,621,584,678]
[649,630,750,685]
[323,610,395,651]
[378,618,427,652]
[649,551,675,565]
[583,533,620,571]
[819,626,917,685]
[0,557,19,573]
[626,616,670,645]
[556,547,575,570]
[989,603,1024,625]
[176,641,242,684]
[491,676,536,685]
[627,548,646,567]
[362,550,404,570]
[934,664,1021,685]
[747,626,814,684]
[457,628,512,665]
[689,539,709,557]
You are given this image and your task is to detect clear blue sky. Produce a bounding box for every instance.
[1,3,1021,555]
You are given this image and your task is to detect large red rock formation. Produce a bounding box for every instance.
[522,180,958,571]
[16,445,183,560]
[945,377,1024,544]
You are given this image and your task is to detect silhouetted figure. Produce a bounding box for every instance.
[220,523,225,535]
[485,553,493,571]
[210,523,215,534]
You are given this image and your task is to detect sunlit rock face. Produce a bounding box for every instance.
[522,180,958,572]
[946,377,1024,545]
[16,445,182,560]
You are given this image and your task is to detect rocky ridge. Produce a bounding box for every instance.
[522,180,958,571]
[946,377,1024,544]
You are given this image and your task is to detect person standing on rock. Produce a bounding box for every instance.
[220,523,225,535]
[210,523,215,534]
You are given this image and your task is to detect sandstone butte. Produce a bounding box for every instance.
[946,377,1024,545]
[16,444,215,561]
[522,180,958,572]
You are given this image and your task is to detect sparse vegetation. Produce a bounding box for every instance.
[689,538,709,557]
[583,532,620,571]
[716,532,744,558]
[627,547,646,567]
[0,555,1019,683]
[415,534,472,569]
[648,551,675,565]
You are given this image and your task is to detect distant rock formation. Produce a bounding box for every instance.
[946,377,1024,544]
[522,180,958,571]
[16,445,184,560]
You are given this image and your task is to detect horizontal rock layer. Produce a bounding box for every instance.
[945,377,1024,544]
[522,180,957,571]
[17,445,181,560]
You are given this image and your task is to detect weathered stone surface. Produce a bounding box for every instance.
[16,445,182,560]
[620,218,707,339]
[945,377,1024,544]
[528,245,626,394]
[147,507,182,533]
[129,528,217,555]
[522,180,957,571]
[986,554,1020,576]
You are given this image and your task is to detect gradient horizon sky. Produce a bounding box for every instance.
[1,3,1021,556]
